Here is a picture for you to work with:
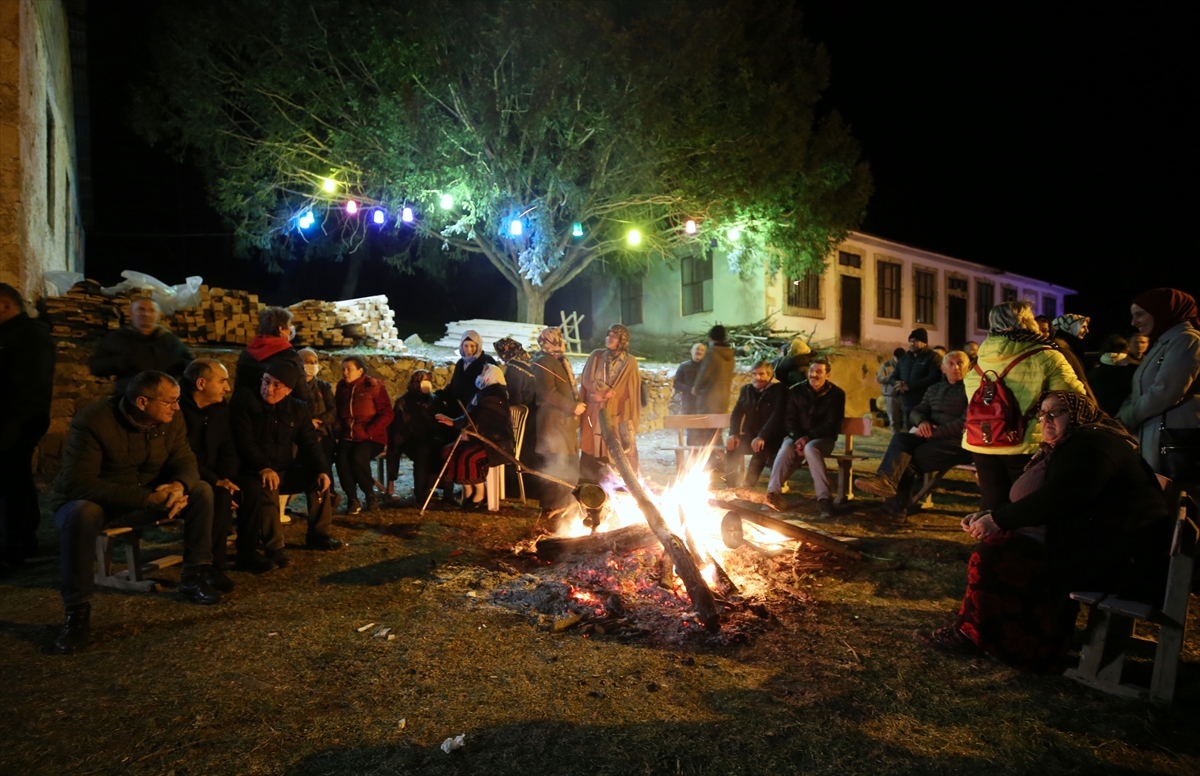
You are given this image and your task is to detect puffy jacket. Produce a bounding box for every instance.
[386,389,448,481]
[230,390,328,475]
[773,353,815,390]
[234,335,312,404]
[179,393,238,484]
[766,381,846,443]
[909,378,968,439]
[729,381,787,447]
[895,347,943,410]
[693,344,736,414]
[962,335,1086,455]
[88,325,193,395]
[51,396,200,515]
[531,352,580,456]
[1117,322,1200,473]
[0,311,55,450]
[335,375,394,444]
[444,354,498,410]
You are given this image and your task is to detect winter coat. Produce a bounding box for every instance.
[895,347,943,411]
[961,335,1086,455]
[729,381,788,447]
[909,378,968,440]
[0,311,55,451]
[444,353,498,410]
[1116,322,1200,473]
[1087,354,1139,418]
[1054,335,1094,401]
[693,343,736,414]
[308,378,337,437]
[230,389,328,475]
[673,359,702,414]
[50,396,200,515]
[179,393,238,485]
[234,335,312,404]
[580,349,641,461]
[767,381,846,443]
[531,352,580,456]
[335,375,394,445]
[876,357,899,397]
[386,389,448,481]
[773,353,815,389]
[503,360,538,408]
[450,383,515,466]
[88,325,193,396]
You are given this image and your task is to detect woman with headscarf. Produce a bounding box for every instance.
[580,324,642,484]
[494,337,538,489]
[334,356,394,514]
[1050,313,1094,399]
[435,364,514,510]
[531,327,585,519]
[442,330,497,411]
[385,369,448,505]
[918,390,1171,673]
[1116,288,1200,482]
[962,301,1086,510]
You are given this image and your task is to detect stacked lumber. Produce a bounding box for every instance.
[164,287,264,345]
[42,280,150,339]
[288,295,406,351]
[434,319,544,352]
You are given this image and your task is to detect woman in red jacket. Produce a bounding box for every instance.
[334,356,394,513]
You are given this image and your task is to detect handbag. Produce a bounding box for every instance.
[1159,422,1200,484]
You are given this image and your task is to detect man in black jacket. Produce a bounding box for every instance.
[0,284,56,574]
[893,328,943,414]
[724,360,787,487]
[180,359,240,573]
[764,359,845,516]
[50,371,222,654]
[230,361,338,571]
[856,350,974,513]
[88,297,193,395]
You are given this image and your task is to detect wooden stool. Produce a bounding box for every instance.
[94,518,183,593]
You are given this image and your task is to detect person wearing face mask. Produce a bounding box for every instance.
[88,296,194,396]
[234,307,312,404]
[856,351,974,514]
[386,370,448,505]
[334,356,394,514]
[442,330,497,410]
[298,348,337,468]
[435,364,514,510]
[723,360,787,488]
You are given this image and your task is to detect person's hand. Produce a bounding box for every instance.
[316,473,331,493]
[690,387,698,396]
[895,381,909,393]
[725,436,739,452]
[573,403,586,416]
[215,478,240,495]
[165,495,189,519]
[916,421,934,438]
[751,437,766,453]
[961,512,983,531]
[793,437,809,455]
[435,414,454,426]
[259,468,280,490]
[312,418,323,429]
[966,514,1000,540]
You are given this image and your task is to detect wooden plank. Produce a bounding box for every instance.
[713,500,861,559]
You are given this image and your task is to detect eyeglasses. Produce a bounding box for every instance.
[1037,408,1069,423]
[144,396,180,408]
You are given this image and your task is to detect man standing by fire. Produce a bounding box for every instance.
[579,324,642,484]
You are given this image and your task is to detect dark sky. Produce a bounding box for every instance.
[83,2,1195,343]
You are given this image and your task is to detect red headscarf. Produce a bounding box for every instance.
[1131,288,1199,341]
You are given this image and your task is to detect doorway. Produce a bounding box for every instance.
[840,275,861,346]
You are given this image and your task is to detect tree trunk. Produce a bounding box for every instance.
[515,280,554,325]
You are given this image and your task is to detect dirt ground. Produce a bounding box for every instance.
[2,427,1198,776]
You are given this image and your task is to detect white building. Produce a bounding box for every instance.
[591,230,1075,353]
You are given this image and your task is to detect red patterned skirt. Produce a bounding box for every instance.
[442,441,489,485]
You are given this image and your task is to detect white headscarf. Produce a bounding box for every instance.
[477,363,507,387]
[460,329,483,366]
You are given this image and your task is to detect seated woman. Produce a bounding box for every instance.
[441,330,497,410]
[917,390,1171,673]
[385,370,447,505]
[435,364,514,510]
[297,348,337,467]
[334,356,394,514]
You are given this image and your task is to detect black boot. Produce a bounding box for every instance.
[203,565,236,593]
[235,549,276,573]
[54,602,91,655]
[179,566,222,605]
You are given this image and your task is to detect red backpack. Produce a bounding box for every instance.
[966,347,1051,448]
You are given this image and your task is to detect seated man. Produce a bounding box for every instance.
[230,361,339,572]
[723,360,787,487]
[763,359,845,517]
[51,370,223,655]
[855,350,973,513]
[179,359,240,574]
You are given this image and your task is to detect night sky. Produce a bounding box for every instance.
[83,2,1195,345]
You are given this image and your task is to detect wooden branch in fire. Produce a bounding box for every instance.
[714,500,862,561]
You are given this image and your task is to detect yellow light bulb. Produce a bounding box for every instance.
[322,177,337,193]
[627,229,642,246]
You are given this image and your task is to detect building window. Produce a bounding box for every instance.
[948,277,968,294]
[876,260,902,320]
[1001,285,1018,303]
[620,277,643,325]
[786,270,821,312]
[1042,294,1057,319]
[838,251,862,268]
[914,268,936,325]
[680,252,713,316]
[46,102,55,231]
[975,280,995,330]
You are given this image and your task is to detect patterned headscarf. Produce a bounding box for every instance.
[494,337,530,364]
[1131,288,1200,342]
[407,369,433,393]
[607,324,631,352]
[1027,389,1136,468]
[538,327,565,357]
[1052,314,1089,339]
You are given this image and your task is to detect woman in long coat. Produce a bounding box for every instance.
[1116,288,1200,480]
[580,324,641,484]
[531,327,584,517]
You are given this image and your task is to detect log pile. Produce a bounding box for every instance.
[288,295,405,351]
[165,287,263,345]
[42,280,149,339]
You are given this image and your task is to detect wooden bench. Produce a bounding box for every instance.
[1064,488,1196,704]
[663,413,731,472]
[909,463,978,513]
[95,518,183,593]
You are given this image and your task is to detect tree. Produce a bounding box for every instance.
[137,0,872,323]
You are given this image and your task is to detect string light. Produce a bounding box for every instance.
[509,219,523,236]
[627,229,641,246]
[572,222,584,237]
[345,200,358,215]
[684,219,697,235]
[298,211,314,229]
[322,177,337,193]
[728,227,742,241]
[440,193,454,209]
[401,207,414,223]
[372,209,386,225]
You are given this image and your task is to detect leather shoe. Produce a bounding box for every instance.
[203,565,236,593]
[54,602,91,655]
[344,499,362,516]
[266,549,291,568]
[364,495,378,512]
[765,492,788,512]
[306,533,343,551]
[235,551,276,573]
[178,568,222,605]
[818,498,836,517]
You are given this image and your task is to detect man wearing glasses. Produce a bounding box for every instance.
[50,370,222,654]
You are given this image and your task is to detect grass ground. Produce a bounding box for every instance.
[2,427,1197,776]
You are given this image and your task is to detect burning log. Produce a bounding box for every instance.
[533,524,658,562]
[599,409,721,631]
[715,501,862,561]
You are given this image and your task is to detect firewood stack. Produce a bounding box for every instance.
[164,286,265,345]
[288,295,406,351]
[42,280,151,339]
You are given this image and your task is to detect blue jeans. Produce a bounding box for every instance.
[768,437,836,500]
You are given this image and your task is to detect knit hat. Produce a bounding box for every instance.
[264,360,302,391]
[908,328,928,344]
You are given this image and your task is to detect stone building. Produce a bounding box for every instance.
[0,0,88,304]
